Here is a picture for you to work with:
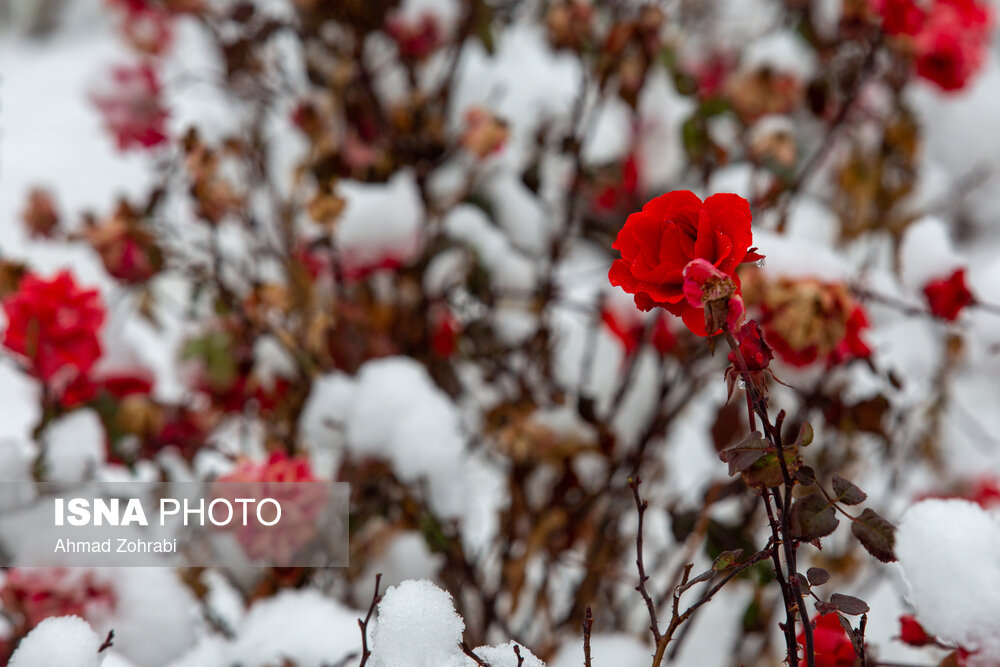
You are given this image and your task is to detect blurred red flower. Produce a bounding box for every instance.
[108,0,174,55]
[385,12,442,60]
[923,268,974,321]
[871,0,992,91]
[914,0,992,92]
[759,279,871,368]
[609,190,762,336]
[215,453,327,565]
[799,613,857,667]
[2,271,105,385]
[0,568,115,632]
[601,307,676,357]
[898,615,934,646]
[871,0,926,34]
[91,63,169,151]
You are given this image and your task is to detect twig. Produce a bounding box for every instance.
[513,644,524,667]
[98,630,114,653]
[461,642,490,666]
[357,573,383,667]
[583,607,594,667]
[628,477,663,645]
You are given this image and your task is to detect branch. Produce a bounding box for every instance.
[628,477,663,645]
[357,573,383,667]
[723,326,814,667]
[461,642,490,666]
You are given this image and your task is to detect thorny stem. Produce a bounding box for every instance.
[723,326,815,667]
[583,607,594,667]
[761,487,801,660]
[629,477,663,646]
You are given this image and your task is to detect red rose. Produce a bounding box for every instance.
[898,615,934,646]
[799,613,858,667]
[2,271,105,385]
[728,320,773,371]
[609,190,761,336]
[923,268,974,321]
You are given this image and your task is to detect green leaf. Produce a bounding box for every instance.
[790,493,839,541]
[741,446,799,488]
[851,508,897,563]
[794,422,814,447]
[180,331,237,391]
[718,432,768,476]
[699,97,732,117]
[713,549,744,572]
[832,474,867,505]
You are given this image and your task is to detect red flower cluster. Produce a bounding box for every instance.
[609,190,762,336]
[872,0,992,91]
[0,568,115,632]
[214,453,327,565]
[798,614,857,667]
[91,63,169,151]
[2,271,106,388]
[923,268,974,321]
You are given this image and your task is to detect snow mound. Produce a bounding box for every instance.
[471,641,545,667]
[897,499,1000,664]
[9,616,103,667]
[228,589,361,667]
[370,579,465,667]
